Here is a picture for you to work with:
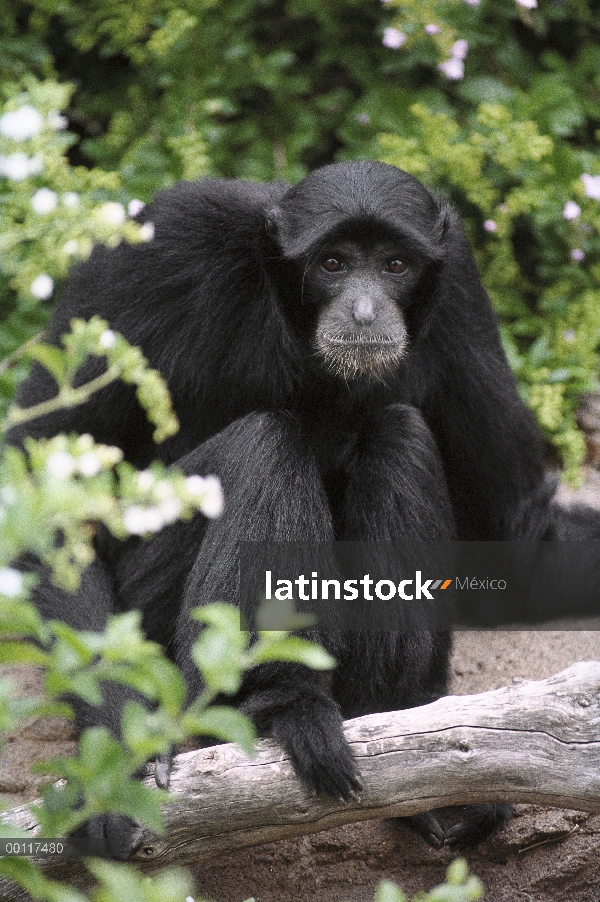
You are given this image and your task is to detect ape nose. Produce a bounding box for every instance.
[353,297,376,326]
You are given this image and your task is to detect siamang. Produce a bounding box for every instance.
[9,160,564,857]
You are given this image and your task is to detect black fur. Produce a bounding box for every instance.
[10,160,554,855]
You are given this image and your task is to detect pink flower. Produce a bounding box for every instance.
[582,174,600,200]
[570,249,585,263]
[439,58,464,80]
[424,24,441,35]
[484,220,497,232]
[452,39,469,60]
[382,27,406,49]
[563,201,581,220]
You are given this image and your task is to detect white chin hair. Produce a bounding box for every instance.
[316,333,408,381]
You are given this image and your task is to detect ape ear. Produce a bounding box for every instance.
[265,209,282,243]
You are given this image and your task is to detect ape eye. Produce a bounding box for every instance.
[322,257,344,273]
[386,259,408,274]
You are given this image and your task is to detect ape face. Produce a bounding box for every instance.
[300,235,424,380]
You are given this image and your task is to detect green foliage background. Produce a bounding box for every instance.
[2,0,600,475]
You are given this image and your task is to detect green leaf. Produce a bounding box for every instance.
[192,603,247,644]
[256,597,316,631]
[446,858,469,885]
[373,879,408,902]
[119,701,181,759]
[192,629,245,695]
[26,344,68,385]
[252,636,335,670]
[0,640,49,665]
[183,705,256,755]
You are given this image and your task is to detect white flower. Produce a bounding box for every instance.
[463,0,481,5]
[47,112,68,131]
[77,452,102,477]
[28,155,43,176]
[563,329,576,342]
[0,152,36,181]
[382,27,406,49]
[124,507,150,535]
[424,24,441,35]
[46,450,76,479]
[99,329,116,350]
[452,39,469,60]
[186,474,224,518]
[128,199,145,217]
[158,497,182,524]
[484,219,497,232]
[99,201,126,225]
[139,222,155,242]
[201,475,225,518]
[516,0,537,7]
[438,58,464,80]
[185,475,207,496]
[124,506,165,535]
[581,174,600,200]
[562,201,581,220]
[137,470,155,491]
[62,192,80,208]
[571,248,585,262]
[0,568,24,597]
[154,482,175,503]
[0,106,43,141]
[30,274,54,299]
[63,239,79,255]
[31,188,58,215]
[75,433,94,451]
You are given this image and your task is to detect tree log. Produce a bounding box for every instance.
[1,661,600,898]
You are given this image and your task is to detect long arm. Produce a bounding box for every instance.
[419,209,546,539]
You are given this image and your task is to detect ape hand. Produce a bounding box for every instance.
[269,697,363,803]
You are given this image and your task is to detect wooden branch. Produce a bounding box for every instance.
[1,661,600,898]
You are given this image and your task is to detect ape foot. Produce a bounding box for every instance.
[404,812,445,849]
[444,803,514,850]
[69,814,144,860]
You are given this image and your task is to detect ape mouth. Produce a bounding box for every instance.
[326,333,398,346]
[316,330,408,380]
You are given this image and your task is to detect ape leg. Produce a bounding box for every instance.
[23,554,148,738]
[170,410,362,800]
[334,403,511,847]
[331,404,454,716]
[23,555,148,859]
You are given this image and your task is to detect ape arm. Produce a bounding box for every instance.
[420,213,546,539]
[8,177,295,466]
